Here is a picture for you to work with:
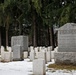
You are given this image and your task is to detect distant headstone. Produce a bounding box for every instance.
[39,47,42,52]
[38,52,46,63]
[33,59,46,75]
[1,46,5,61]
[11,36,28,51]
[34,47,38,52]
[46,50,51,62]
[35,52,39,59]
[47,46,52,51]
[6,46,12,52]
[30,46,34,52]
[23,51,28,59]
[0,55,1,62]
[12,45,23,61]
[4,52,12,62]
[11,52,13,61]
[29,50,35,61]
[51,51,55,59]
[55,23,76,65]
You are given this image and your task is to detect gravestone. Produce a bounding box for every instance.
[6,46,12,52]
[0,55,1,62]
[34,47,38,52]
[46,50,51,62]
[54,47,58,52]
[55,23,76,64]
[39,47,42,52]
[23,51,28,59]
[35,52,39,59]
[33,59,46,75]
[38,52,46,63]
[29,50,35,61]
[30,46,34,52]
[47,46,52,51]
[12,45,23,61]
[1,46,5,61]
[11,36,28,51]
[58,23,76,52]
[51,51,55,59]
[4,52,12,62]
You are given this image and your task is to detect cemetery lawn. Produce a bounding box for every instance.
[48,64,76,70]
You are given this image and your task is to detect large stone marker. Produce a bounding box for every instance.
[11,36,28,51]
[12,45,23,61]
[55,23,76,65]
[58,23,76,52]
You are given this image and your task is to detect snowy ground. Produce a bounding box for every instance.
[0,59,76,75]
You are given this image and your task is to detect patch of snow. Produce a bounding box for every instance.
[0,59,33,75]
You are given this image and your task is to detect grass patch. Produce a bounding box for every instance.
[1,60,9,63]
[47,64,76,70]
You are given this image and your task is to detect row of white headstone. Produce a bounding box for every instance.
[29,46,58,75]
[0,46,58,62]
[29,46,58,62]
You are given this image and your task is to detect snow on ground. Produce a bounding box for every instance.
[0,59,76,75]
[0,59,33,75]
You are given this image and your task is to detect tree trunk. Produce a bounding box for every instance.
[0,27,1,53]
[50,26,55,50]
[54,31,58,47]
[6,28,8,47]
[1,27,6,48]
[33,15,37,47]
[48,26,51,46]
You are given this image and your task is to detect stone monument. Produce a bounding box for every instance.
[11,36,28,51]
[55,23,76,65]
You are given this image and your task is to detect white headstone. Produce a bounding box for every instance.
[4,52,12,62]
[34,47,38,52]
[47,46,52,51]
[51,51,55,59]
[46,50,51,62]
[54,47,58,52]
[35,52,39,59]
[38,52,46,63]
[29,50,35,61]
[33,59,46,75]
[0,55,1,62]
[10,52,13,61]
[39,47,42,52]
[1,46,4,52]
[30,46,34,52]
[1,46,5,61]
[7,46,12,52]
[23,51,28,59]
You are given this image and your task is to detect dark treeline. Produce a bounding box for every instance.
[0,0,76,49]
